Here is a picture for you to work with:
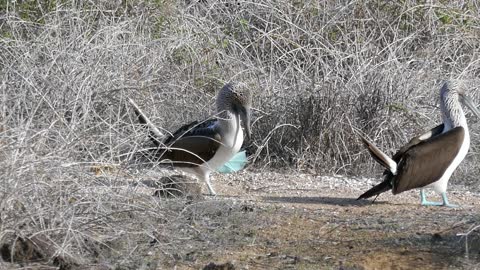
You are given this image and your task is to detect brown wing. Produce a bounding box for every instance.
[392,124,445,162]
[392,126,465,194]
[159,133,222,167]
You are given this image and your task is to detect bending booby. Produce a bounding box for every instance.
[133,83,252,195]
[358,81,480,207]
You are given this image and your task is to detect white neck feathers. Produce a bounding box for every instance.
[440,84,467,130]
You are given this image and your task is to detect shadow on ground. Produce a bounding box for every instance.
[262,195,387,206]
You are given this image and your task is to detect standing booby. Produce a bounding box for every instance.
[358,81,480,207]
[132,82,252,195]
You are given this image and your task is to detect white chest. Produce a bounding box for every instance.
[206,114,244,170]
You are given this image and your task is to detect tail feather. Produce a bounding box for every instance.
[217,151,248,173]
[357,179,392,200]
[129,98,164,146]
[359,135,397,175]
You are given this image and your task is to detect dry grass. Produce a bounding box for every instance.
[1,0,480,268]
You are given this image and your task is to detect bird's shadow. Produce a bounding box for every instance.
[263,195,388,206]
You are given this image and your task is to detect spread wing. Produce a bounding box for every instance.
[392,126,465,194]
[392,124,445,162]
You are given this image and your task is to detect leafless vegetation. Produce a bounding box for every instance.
[1,0,480,268]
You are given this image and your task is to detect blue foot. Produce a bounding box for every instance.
[420,190,457,207]
[420,190,441,206]
[217,151,248,173]
[421,200,444,206]
[441,192,458,208]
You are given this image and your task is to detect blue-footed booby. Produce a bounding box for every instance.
[131,83,252,195]
[358,81,480,207]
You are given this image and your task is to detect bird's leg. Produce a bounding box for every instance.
[372,194,380,204]
[440,192,457,208]
[204,173,216,196]
[420,190,443,206]
[194,168,216,196]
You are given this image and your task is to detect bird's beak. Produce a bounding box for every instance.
[241,107,252,141]
[460,94,480,119]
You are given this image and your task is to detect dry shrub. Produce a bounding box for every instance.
[1,0,480,267]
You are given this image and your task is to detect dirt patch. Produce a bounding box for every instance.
[1,171,479,270]
[161,172,480,269]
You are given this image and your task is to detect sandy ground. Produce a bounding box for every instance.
[1,170,479,270]
[158,170,480,270]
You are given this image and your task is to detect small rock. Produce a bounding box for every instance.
[203,261,235,270]
[241,204,254,212]
[431,233,442,241]
[267,252,278,257]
